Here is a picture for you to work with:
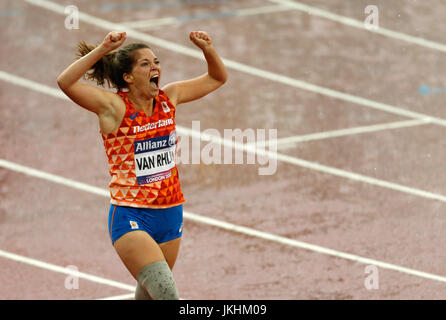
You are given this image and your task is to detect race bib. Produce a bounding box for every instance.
[134,131,176,185]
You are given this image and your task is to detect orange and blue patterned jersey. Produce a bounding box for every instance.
[101,89,185,208]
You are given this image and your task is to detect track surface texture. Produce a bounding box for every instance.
[1,0,446,300]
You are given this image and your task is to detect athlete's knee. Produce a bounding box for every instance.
[136,260,179,300]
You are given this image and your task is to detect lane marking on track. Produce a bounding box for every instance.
[0,248,135,292]
[1,71,446,203]
[252,118,432,149]
[23,0,446,126]
[2,158,446,285]
[268,0,446,52]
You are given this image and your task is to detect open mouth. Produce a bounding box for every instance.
[149,75,159,88]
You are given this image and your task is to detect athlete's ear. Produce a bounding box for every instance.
[123,73,134,84]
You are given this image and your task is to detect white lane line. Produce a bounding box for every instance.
[256,118,432,149]
[0,249,135,292]
[217,61,446,126]
[23,0,446,126]
[120,5,290,29]
[268,0,446,53]
[0,158,108,197]
[1,71,446,203]
[183,211,446,284]
[2,159,446,285]
[0,71,69,101]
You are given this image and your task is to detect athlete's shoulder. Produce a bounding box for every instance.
[114,90,129,103]
[157,89,168,100]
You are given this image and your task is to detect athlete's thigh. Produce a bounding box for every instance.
[113,230,165,279]
[159,237,182,270]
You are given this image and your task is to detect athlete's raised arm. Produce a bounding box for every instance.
[162,31,228,106]
[57,31,126,117]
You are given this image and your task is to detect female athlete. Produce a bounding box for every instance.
[57,30,227,299]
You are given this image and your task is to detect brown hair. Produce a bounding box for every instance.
[76,42,151,90]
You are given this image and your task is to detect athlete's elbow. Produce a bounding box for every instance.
[210,72,228,87]
[56,74,67,91]
[219,73,228,85]
[218,69,228,85]
[56,74,75,93]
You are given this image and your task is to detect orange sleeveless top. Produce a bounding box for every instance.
[101,89,185,208]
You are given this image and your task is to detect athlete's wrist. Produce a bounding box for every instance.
[96,43,114,55]
[201,44,215,54]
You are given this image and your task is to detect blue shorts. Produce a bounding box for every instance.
[108,204,183,244]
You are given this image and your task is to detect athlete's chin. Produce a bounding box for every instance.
[149,86,159,94]
[143,87,159,98]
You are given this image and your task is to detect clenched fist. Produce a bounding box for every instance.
[189,31,213,50]
[101,31,127,51]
